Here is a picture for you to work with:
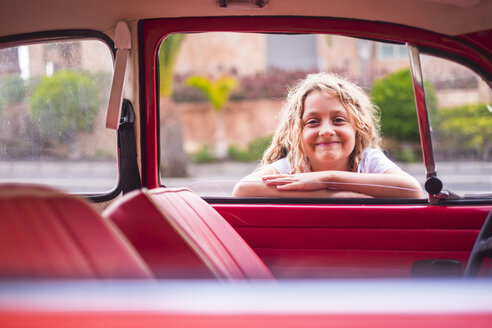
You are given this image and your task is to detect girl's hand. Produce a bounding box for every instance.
[262,173,371,198]
[262,172,333,191]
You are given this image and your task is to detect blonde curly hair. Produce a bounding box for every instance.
[261,72,382,173]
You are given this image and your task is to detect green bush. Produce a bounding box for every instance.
[228,144,256,162]
[228,135,273,162]
[93,149,115,161]
[91,71,113,103]
[247,134,273,161]
[394,145,420,163]
[0,75,26,107]
[435,103,492,160]
[371,69,437,142]
[191,144,218,163]
[31,70,100,143]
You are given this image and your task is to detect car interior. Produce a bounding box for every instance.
[0,0,492,326]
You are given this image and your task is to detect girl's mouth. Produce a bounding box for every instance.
[315,141,340,147]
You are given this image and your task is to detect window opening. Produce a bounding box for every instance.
[421,53,492,199]
[158,32,426,198]
[0,39,117,193]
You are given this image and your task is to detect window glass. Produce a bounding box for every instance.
[0,39,117,193]
[266,34,318,70]
[158,33,424,197]
[379,44,395,58]
[421,54,492,197]
[377,43,408,60]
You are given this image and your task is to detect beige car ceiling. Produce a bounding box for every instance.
[0,0,491,39]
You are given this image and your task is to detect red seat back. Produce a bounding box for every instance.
[0,184,152,279]
[104,188,273,280]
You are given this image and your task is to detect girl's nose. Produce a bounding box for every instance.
[319,122,335,136]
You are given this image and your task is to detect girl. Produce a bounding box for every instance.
[233,72,424,198]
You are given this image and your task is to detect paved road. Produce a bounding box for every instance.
[1,160,491,197]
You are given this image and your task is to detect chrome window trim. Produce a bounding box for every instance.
[408,45,443,202]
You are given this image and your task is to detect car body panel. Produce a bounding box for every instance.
[2,281,492,327]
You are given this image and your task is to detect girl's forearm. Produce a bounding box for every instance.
[324,170,425,198]
[233,178,370,198]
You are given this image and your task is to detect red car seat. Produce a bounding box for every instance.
[0,184,152,279]
[104,188,274,280]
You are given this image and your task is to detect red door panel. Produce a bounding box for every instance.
[255,249,469,278]
[213,204,492,278]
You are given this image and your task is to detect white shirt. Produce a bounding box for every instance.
[270,148,398,174]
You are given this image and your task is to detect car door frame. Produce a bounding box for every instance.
[139,16,492,277]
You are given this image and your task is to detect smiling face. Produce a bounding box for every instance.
[301,90,356,172]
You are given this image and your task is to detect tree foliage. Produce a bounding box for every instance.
[371,69,437,142]
[158,34,186,97]
[0,75,26,109]
[435,103,492,160]
[228,135,273,162]
[31,70,99,143]
[185,74,239,159]
[157,34,189,177]
[185,75,238,111]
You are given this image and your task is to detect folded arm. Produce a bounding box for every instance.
[262,168,425,198]
[232,166,372,198]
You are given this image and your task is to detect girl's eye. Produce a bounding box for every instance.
[333,117,346,123]
[305,119,319,126]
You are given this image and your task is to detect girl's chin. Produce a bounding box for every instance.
[313,152,342,161]
[310,154,349,169]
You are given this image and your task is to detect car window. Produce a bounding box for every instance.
[158,32,426,198]
[0,39,117,194]
[421,54,492,198]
